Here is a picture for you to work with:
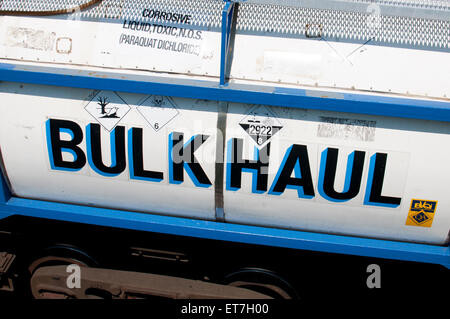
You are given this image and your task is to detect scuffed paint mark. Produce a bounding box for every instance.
[0,63,16,70]
[56,37,72,54]
[305,90,345,100]
[346,38,373,59]
[5,27,56,51]
[317,116,376,142]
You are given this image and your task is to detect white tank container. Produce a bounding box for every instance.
[0,0,449,246]
[0,81,449,245]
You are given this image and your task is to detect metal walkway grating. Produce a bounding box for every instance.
[235,2,450,49]
[1,0,449,48]
[0,0,224,28]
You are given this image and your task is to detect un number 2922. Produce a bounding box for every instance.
[249,124,272,136]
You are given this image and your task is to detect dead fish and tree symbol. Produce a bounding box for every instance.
[96,96,119,119]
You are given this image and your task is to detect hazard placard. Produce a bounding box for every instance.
[239,105,283,148]
[405,199,438,227]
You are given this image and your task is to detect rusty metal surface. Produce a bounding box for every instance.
[0,0,103,16]
[31,265,272,299]
[0,252,15,274]
[129,247,189,263]
[0,252,15,292]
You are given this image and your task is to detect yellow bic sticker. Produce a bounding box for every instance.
[405,199,438,227]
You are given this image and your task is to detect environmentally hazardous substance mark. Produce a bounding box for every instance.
[239,105,283,147]
[136,95,179,132]
[85,91,131,132]
[405,199,438,227]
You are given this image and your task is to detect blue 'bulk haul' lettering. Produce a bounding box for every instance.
[45,119,402,207]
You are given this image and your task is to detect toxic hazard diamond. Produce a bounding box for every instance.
[405,199,438,227]
[239,105,283,147]
[136,95,179,132]
[85,91,131,132]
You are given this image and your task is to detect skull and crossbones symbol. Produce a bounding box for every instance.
[152,95,164,106]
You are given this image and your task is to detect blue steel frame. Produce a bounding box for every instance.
[0,0,449,268]
[220,1,235,85]
[1,63,450,122]
[0,173,449,268]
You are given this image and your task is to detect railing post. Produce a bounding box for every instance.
[220,0,237,86]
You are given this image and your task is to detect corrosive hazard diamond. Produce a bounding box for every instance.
[85,90,131,131]
[239,105,283,147]
[136,95,179,132]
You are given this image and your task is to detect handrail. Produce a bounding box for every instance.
[220,1,237,85]
[0,0,103,16]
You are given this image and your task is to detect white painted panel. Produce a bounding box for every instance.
[224,103,450,245]
[0,82,218,220]
[1,13,449,99]
[0,16,221,77]
[230,34,450,99]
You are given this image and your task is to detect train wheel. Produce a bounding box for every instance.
[224,267,299,299]
[27,244,97,299]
